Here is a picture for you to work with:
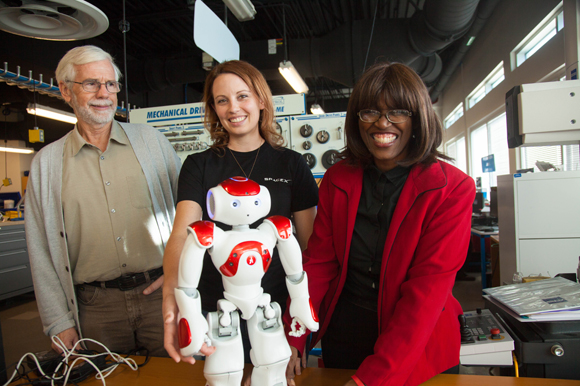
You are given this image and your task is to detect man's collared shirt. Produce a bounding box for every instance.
[62,121,164,284]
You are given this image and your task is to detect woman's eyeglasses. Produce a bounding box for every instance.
[358,109,412,124]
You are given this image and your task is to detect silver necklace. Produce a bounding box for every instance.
[228,142,262,179]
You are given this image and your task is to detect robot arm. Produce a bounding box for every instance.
[175,220,216,357]
[261,216,319,337]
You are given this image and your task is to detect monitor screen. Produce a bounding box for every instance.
[490,187,498,219]
[473,192,484,214]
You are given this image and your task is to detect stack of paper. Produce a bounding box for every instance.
[483,277,580,322]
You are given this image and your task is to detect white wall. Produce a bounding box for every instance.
[438,0,565,174]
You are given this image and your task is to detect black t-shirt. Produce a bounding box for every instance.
[177,142,319,311]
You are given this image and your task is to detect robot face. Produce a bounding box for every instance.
[207,177,271,225]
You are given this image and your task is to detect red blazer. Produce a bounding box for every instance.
[285,160,475,386]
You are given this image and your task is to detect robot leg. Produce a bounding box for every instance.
[247,302,292,386]
[204,309,244,386]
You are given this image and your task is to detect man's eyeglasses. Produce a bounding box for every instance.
[67,79,122,93]
[358,109,412,124]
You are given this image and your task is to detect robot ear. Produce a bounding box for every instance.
[259,185,272,214]
[207,189,217,219]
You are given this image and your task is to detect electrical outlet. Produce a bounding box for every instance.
[2,178,12,187]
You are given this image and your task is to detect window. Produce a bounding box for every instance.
[444,103,464,129]
[520,144,580,172]
[470,113,510,197]
[512,3,564,69]
[466,62,505,109]
[445,136,467,174]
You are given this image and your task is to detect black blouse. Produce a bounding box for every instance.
[341,164,410,311]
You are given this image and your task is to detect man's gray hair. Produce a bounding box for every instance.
[55,45,122,84]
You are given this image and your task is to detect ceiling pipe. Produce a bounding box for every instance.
[0,63,61,98]
[408,0,479,58]
[125,0,481,94]
[1,62,129,117]
[300,0,480,87]
[429,0,501,102]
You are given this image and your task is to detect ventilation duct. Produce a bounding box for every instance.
[429,0,501,102]
[127,0,480,94]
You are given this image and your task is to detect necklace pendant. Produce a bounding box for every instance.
[229,144,261,180]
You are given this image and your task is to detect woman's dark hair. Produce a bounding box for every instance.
[202,60,284,149]
[341,62,451,168]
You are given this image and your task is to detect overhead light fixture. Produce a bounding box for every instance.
[310,104,324,115]
[0,146,34,154]
[27,103,77,124]
[223,0,256,21]
[279,61,309,94]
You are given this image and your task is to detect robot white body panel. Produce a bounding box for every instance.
[174,177,319,386]
[211,228,276,320]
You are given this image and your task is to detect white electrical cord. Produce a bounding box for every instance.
[2,336,139,386]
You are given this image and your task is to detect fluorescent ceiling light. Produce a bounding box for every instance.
[223,0,256,21]
[279,61,309,94]
[27,103,77,124]
[0,146,34,154]
[310,104,325,114]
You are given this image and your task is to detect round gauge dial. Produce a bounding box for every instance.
[322,150,340,169]
[302,140,312,150]
[303,153,317,169]
[274,121,283,134]
[316,130,330,144]
[299,124,313,138]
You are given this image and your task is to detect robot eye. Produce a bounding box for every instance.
[254,198,261,206]
[231,199,241,208]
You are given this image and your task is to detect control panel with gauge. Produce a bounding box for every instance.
[130,95,307,163]
[155,122,211,164]
[129,101,212,163]
[275,117,292,148]
[289,113,346,178]
[130,96,347,177]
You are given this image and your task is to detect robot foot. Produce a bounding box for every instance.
[250,358,289,386]
[204,371,243,386]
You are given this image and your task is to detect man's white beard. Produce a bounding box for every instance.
[71,94,115,126]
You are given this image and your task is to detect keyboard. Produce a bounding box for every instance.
[472,225,498,233]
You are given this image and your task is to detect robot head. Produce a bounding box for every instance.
[207,177,272,225]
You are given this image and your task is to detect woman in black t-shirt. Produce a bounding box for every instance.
[162,60,318,365]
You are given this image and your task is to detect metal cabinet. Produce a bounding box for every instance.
[497,171,580,285]
[0,222,33,300]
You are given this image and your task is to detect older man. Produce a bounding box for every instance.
[26,45,181,356]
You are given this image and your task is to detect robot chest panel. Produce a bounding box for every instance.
[212,237,273,279]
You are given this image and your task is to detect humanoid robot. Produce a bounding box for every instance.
[175,176,319,386]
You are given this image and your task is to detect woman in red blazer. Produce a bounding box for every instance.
[284,62,475,386]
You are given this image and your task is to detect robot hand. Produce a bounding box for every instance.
[286,272,319,337]
[288,305,319,338]
[174,288,211,357]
